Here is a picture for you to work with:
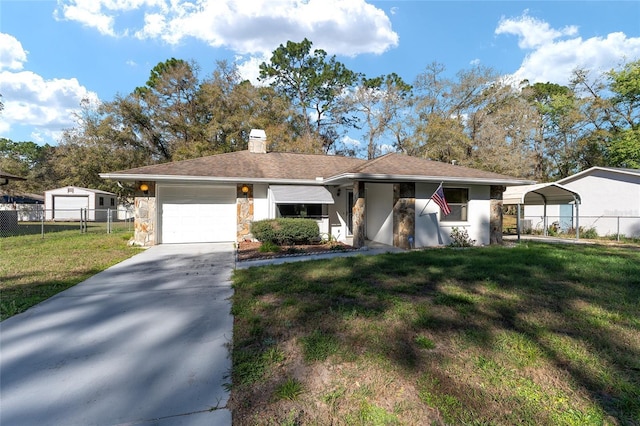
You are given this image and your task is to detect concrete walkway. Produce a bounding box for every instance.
[0,243,234,426]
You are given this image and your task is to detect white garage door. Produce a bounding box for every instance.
[159,185,236,244]
[53,196,89,220]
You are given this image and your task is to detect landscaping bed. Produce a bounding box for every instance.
[236,240,355,262]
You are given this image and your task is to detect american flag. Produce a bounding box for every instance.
[432,185,451,216]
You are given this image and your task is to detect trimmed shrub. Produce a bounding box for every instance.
[251,220,279,243]
[251,218,319,245]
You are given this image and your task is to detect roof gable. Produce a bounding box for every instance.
[45,186,116,196]
[557,167,640,184]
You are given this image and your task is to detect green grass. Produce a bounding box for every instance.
[230,242,640,425]
[1,230,141,320]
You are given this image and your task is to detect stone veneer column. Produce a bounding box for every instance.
[133,182,156,246]
[393,183,415,249]
[352,181,366,248]
[490,185,505,245]
[237,184,254,242]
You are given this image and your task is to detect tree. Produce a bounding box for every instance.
[259,39,359,153]
[521,81,589,180]
[0,138,55,193]
[343,73,412,159]
[404,63,501,165]
[604,60,640,168]
[467,82,537,178]
[198,61,298,154]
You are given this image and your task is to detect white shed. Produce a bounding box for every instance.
[44,186,117,221]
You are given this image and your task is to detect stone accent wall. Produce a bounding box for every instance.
[490,185,505,245]
[393,183,415,249]
[133,196,156,246]
[237,184,254,241]
[352,181,366,248]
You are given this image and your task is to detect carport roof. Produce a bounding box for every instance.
[503,183,581,205]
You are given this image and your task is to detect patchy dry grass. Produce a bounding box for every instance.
[1,231,141,319]
[230,242,640,425]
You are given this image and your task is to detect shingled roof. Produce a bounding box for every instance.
[327,153,527,183]
[102,151,366,182]
[101,150,532,185]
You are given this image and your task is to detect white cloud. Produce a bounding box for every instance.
[235,54,269,86]
[0,33,100,144]
[496,12,577,50]
[496,13,640,85]
[55,0,398,57]
[342,135,361,148]
[0,33,28,71]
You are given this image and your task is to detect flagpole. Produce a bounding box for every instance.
[423,182,443,209]
[419,182,444,216]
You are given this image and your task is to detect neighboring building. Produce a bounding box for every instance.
[0,192,44,221]
[44,186,117,221]
[0,172,30,231]
[100,130,533,248]
[0,171,26,186]
[524,167,640,237]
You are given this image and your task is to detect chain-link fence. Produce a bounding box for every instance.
[504,214,640,240]
[0,206,134,238]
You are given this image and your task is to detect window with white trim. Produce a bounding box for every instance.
[442,188,468,221]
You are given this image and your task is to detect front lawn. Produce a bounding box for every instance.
[231,242,640,425]
[1,231,141,320]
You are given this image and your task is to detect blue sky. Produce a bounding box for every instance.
[1,0,639,147]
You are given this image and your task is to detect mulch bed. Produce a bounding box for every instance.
[236,241,355,262]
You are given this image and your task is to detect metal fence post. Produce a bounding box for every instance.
[107,208,111,234]
[617,216,620,241]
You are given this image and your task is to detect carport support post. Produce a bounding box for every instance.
[575,201,580,240]
[516,204,521,243]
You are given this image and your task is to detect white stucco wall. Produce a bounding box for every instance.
[366,183,394,246]
[328,187,348,242]
[253,184,269,221]
[415,183,490,246]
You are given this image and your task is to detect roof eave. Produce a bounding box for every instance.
[324,173,534,186]
[99,173,327,185]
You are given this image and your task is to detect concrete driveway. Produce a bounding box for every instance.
[0,243,234,426]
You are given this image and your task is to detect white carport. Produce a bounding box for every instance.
[503,183,582,241]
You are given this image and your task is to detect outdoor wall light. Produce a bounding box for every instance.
[139,183,149,194]
[241,184,250,195]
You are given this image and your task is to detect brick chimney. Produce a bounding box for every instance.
[248,129,267,154]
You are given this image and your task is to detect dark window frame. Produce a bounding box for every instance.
[441,188,469,222]
[276,203,327,219]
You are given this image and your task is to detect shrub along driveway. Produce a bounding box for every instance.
[0,243,234,426]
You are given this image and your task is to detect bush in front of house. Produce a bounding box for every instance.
[251,218,319,245]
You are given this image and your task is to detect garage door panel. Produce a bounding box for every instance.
[160,185,236,244]
[54,196,89,220]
